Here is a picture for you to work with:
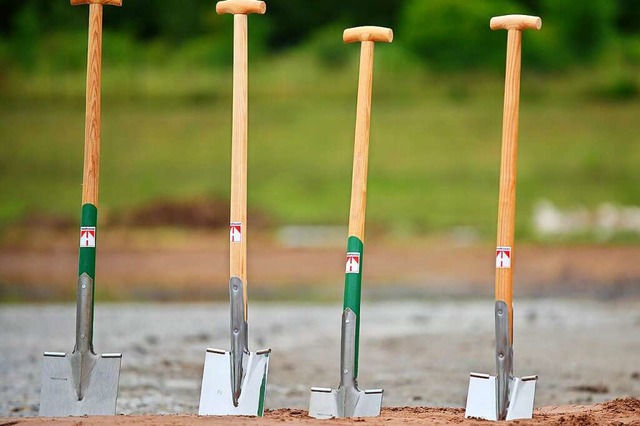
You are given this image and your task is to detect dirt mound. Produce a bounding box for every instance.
[17,197,273,230]
[601,397,640,416]
[112,197,272,229]
[18,212,75,230]
[115,197,232,228]
[5,399,639,425]
[535,398,640,426]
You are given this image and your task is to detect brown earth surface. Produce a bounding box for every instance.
[1,228,640,300]
[2,398,639,425]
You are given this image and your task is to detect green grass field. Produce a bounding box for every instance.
[1,50,639,242]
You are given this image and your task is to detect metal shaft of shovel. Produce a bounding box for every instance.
[40,0,122,418]
[198,0,270,417]
[309,26,392,420]
[465,15,541,422]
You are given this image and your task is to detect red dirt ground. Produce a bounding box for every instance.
[3,398,639,425]
[2,228,640,300]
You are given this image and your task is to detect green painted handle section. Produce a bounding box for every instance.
[78,203,97,279]
[78,203,97,341]
[343,235,364,377]
[343,236,363,314]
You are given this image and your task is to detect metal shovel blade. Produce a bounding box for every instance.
[198,348,270,416]
[309,308,383,419]
[465,373,537,421]
[39,351,122,416]
[309,386,383,419]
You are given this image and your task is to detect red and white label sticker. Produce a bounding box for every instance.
[80,227,96,248]
[345,252,361,274]
[496,246,511,268]
[230,222,242,243]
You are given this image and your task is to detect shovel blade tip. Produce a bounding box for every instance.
[465,373,497,421]
[199,349,270,416]
[308,386,383,419]
[464,373,537,421]
[506,375,537,420]
[39,352,121,417]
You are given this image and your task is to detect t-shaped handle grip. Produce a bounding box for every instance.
[343,26,393,44]
[71,0,122,5]
[216,0,266,15]
[490,14,542,31]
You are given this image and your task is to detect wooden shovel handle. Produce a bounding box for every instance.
[493,15,541,341]
[223,9,264,316]
[81,4,104,206]
[216,0,266,15]
[73,0,122,206]
[229,14,248,284]
[345,27,393,240]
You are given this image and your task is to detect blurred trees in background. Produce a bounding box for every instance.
[1,0,640,74]
[1,1,639,239]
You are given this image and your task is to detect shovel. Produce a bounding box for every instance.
[39,0,123,417]
[465,15,542,422]
[198,0,270,416]
[308,26,393,419]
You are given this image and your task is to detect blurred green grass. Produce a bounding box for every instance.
[1,49,639,242]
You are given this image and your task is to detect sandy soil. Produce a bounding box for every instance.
[2,228,640,301]
[2,399,640,425]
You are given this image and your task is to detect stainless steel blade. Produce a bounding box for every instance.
[309,386,383,419]
[465,373,497,421]
[309,308,383,418]
[39,351,121,417]
[465,373,537,421]
[198,348,270,416]
[39,274,122,417]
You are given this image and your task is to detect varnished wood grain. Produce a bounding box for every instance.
[493,17,541,341]
[495,29,521,309]
[229,15,249,313]
[81,4,103,206]
[347,41,375,241]
[216,0,266,15]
